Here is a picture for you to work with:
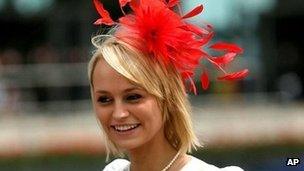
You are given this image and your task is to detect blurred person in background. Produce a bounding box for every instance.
[0,54,6,114]
[27,45,60,105]
[1,48,23,65]
[0,49,22,115]
[88,0,247,170]
[27,44,59,64]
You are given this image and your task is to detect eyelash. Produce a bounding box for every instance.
[97,94,142,104]
[97,96,112,104]
[126,94,142,101]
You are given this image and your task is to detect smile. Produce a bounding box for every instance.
[112,124,140,132]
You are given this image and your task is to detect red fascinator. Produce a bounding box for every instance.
[93,0,248,94]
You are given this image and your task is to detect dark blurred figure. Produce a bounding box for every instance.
[65,47,87,63]
[1,48,23,65]
[27,44,59,64]
[27,45,60,107]
[276,42,303,101]
[66,47,89,101]
[0,49,22,115]
[0,53,6,114]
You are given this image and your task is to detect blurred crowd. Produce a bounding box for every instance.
[0,45,88,65]
[0,45,90,115]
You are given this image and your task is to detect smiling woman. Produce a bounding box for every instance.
[88,0,246,170]
[88,37,243,171]
[88,37,198,159]
[92,57,166,152]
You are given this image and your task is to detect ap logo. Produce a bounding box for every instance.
[286,158,300,166]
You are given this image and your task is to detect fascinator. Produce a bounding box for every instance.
[92,0,248,94]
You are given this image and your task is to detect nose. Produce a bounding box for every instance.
[112,101,129,120]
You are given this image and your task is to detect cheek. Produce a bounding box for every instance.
[135,100,163,125]
[152,110,163,129]
[95,105,111,127]
[150,103,164,129]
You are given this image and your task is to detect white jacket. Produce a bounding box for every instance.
[103,155,244,171]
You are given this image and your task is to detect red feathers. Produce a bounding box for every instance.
[201,70,209,90]
[93,0,115,25]
[218,69,249,81]
[119,0,132,8]
[167,0,179,8]
[182,5,203,19]
[210,42,244,54]
[93,0,248,93]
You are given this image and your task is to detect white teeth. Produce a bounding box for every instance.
[114,124,139,131]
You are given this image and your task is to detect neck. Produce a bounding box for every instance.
[128,128,178,171]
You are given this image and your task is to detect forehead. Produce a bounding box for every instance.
[92,59,138,92]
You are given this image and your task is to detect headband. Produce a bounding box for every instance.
[93,0,248,94]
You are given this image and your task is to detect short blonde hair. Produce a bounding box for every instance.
[88,35,200,158]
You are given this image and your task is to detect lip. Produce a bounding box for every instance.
[110,123,141,136]
[112,124,140,131]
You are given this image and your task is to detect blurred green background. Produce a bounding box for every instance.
[1,0,304,171]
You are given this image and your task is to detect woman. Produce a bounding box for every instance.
[89,0,247,170]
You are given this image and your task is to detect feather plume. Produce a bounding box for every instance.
[92,0,248,92]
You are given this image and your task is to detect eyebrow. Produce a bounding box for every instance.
[95,86,142,94]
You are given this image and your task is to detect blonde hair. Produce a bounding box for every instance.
[88,34,201,159]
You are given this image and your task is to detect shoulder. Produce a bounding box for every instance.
[181,155,244,171]
[103,159,130,171]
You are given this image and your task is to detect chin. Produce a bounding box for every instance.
[108,125,146,150]
[113,138,145,151]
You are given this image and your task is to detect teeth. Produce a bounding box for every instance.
[114,124,139,131]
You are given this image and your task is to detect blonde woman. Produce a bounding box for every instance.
[89,0,247,170]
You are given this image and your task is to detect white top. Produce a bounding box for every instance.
[103,155,244,171]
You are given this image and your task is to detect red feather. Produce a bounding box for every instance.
[93,0,115,26]
[201,70,209,90]
[218,69,249,81]
[181,71,194,80]
[188,76,197,95]
[211,52,237,65]
[118,0,184,64]
[119,0,132,8]
[92,0,248,93]
[179,24,204,36]
[129,0,139,10]
[167,0,179,8]
[210,42,243,54]
[181,71,197,95]
[197,31,214,46]
[182,4,203,19]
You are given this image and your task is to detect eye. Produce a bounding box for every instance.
[97,96,112,104]
[125,94,142,102]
